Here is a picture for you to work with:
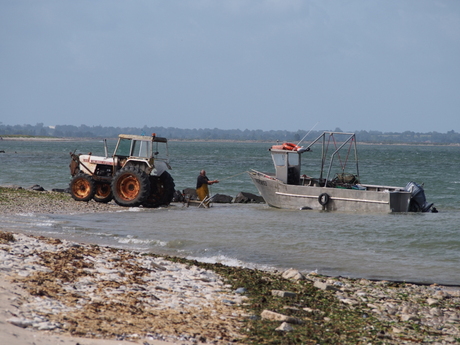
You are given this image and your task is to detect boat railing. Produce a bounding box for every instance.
[304,132,359,186]
[360,184,406,192]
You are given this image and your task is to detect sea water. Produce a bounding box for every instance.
[1,139,460,285]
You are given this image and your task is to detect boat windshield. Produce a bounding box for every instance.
[288,152,299,166]
[272,153,286,166]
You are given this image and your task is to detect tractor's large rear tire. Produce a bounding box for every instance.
[143,171,175,208]
[94,182,113,203]
[111,167,150,207]
[70,173,96,202]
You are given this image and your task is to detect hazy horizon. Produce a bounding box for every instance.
[2,122,459,135]
[1,1,459,133]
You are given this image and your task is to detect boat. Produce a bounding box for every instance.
[248,131,435,213]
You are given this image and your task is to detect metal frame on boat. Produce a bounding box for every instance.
[249,131,434,213]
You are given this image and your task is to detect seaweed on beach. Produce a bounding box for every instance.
[0,231,15,244]
[163,256,393,345]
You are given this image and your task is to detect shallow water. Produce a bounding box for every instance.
[1,139,460,285]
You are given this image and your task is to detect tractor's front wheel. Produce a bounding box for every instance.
[111,167,150,207]
[94,182,113,203]
[70,173,96,202]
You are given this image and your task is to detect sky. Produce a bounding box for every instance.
[1,1,459,133]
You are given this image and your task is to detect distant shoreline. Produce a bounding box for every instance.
[0,136,89,142]
[1,135,460,146]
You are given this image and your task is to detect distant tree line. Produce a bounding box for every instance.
[1,123,460,144]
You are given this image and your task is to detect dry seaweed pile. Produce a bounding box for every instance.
[6,235,244,344]
[0,231,15,244]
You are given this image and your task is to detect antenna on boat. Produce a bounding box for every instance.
[296,122,319,147]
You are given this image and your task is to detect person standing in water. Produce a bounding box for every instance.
[196,170,219,201]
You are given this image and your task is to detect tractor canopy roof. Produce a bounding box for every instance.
[118,134,167,143]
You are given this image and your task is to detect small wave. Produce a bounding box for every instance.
[4,214,61,228]
[117,236,166,247]
[35,220,59,227]
[16,212,35,217]
[185,254,277,272]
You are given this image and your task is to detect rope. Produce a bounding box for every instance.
[296,122,319,146]
[217,170,248,182]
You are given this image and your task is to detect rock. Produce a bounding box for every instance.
[281,268,305,281]
[314,281,338,292]
[7,317,34,328]
[182,188,198,200]
[303,307,325,315]
[392,327,405,334]
[235,287,247,294]
[29,184,45,191]
[172,190,185,202]
[275,322,294,332]
[433,290,446,299]
[222,299,236,305]
[260,310,304,324]
[233,192,264,203]
[35,321,57,330]
[271,290,297,298]
[448,315,460,323]
[339,298,359,306]
[400,314,420,322]
[211,193,233,203]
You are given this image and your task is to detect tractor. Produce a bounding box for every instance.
[69,133,175,207]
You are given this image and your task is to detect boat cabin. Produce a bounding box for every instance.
[269,146,302,185]
[269,132,360,188]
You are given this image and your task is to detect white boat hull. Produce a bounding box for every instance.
[249,170,411,213]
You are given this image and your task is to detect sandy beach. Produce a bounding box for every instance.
[2,186,460,344]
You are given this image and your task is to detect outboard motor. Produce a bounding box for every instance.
[405,181,434,212]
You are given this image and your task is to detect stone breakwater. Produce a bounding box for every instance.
[0,232,246,344]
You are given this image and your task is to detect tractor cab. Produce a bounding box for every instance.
[112,134,170,176]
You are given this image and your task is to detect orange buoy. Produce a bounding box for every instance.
[282,142,301,151]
